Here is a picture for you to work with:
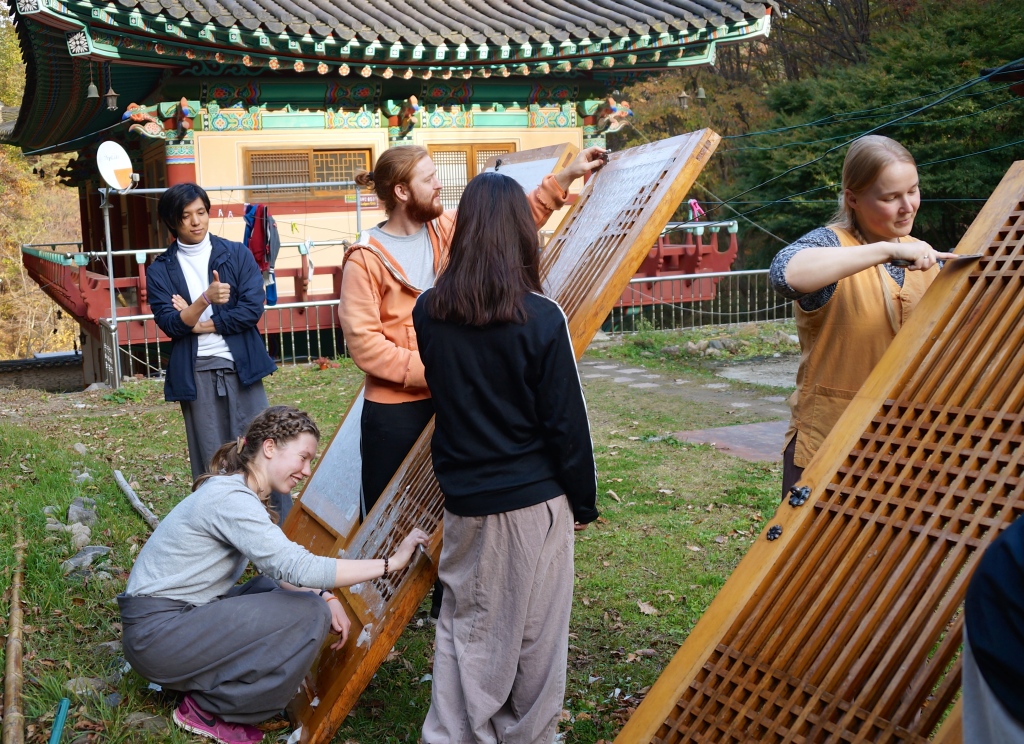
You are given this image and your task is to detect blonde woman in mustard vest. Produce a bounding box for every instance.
[770,136,958,498]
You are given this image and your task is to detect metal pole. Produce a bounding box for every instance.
[100,188,121,389]
[355,184,362,235]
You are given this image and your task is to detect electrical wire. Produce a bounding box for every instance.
[21,119,128,156]
[916,135,1024,168]
[721,82,1017,141]
[725,96,1023,153]
[711,198,989,204]
[692,183,790,246]
[701,57,1024,219]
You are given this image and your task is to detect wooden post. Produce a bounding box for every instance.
[3,517,26,744]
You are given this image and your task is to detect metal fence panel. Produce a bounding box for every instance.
[102,273,791,380]
[610,269,792,333]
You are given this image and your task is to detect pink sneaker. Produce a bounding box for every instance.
[173,695,265,743]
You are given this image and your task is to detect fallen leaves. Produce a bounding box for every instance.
[606,490,621,503]
[637,600,659,616]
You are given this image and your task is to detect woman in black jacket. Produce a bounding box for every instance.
[413,172,597,744]
[147,183,279,509]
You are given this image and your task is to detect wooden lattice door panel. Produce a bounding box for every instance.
[479,143,579,194]
[283,130,720,744]
[616,161,1024,744]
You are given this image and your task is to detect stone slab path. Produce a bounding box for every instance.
[579,355,798,463]
[673,420,790,462]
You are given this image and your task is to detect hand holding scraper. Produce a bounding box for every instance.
[887,239,967,269]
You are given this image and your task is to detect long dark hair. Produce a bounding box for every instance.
[193,405,320,522]
[427,172,542,326]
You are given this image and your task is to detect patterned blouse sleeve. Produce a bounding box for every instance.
[768,227,842,312]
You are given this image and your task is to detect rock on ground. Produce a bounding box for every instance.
[61,545,110,574]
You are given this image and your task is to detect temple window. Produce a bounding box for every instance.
[427,143,515,209]
[245,148,372,200]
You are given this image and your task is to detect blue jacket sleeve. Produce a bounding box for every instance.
[147,261,195,340]
[534,312,599,524]
[211,246,267,337]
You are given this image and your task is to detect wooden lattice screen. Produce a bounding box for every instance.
[280,130,721,744]
[616,161,1024,744]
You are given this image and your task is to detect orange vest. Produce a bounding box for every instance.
[785,227,939,468]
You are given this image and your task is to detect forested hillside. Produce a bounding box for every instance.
[610,0,1024,265]
[1,0,1022,359]
[0,15,80,359]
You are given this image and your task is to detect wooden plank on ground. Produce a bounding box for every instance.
[281,131,721,744]
[616,161,1024,744]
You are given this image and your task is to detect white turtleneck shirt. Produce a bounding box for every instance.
[175,234,234,360]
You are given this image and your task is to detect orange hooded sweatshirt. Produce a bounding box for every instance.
[339,174,568,404]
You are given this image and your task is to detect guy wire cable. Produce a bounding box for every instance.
[722,81,1017,141]
[698,56,1024,221]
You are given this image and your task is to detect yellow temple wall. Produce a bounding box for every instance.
[192,126,583,297]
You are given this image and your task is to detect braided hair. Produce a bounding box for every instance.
[193,405,321,521]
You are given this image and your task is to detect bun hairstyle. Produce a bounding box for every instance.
[355,145,430,215]
[831,135,917,232]
[193,405,321,522]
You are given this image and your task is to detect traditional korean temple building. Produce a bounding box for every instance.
[6,0,772,382]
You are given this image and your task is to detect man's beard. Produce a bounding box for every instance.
[406,190,444,223]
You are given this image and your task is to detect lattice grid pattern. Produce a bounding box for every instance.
[284,132,720,744]
[430,144,515,209]
[432,149,468,210]
[475,148,511,175]
[641,191,1024,743]
[312,149,369,192]
[248,151,311,196]
[350,442,446,608]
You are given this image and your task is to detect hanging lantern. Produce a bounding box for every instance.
[104,85,119,111]
[678,90,689,109]
[86,63,99,99]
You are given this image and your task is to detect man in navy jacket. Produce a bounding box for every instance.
[148,183,281,511]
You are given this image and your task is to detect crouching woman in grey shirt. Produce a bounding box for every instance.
[117,405,427,744]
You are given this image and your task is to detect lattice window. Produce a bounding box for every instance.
[475,148,510,174]
[312,150,370,194]
[428,143,515,209]
[246,149,371,200]
[432,149,469,210]
[248,150,310,197]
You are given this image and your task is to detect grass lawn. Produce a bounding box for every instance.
[0,326,796,743]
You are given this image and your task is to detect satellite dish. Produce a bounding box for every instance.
[97,141,135,191]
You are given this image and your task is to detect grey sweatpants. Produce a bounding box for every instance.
[180,358,290,520]
[118,576,330,724]
[963,627,1024,743]
[422,495,575,744]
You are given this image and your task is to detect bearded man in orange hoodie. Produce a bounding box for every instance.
[340,144,604,617]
